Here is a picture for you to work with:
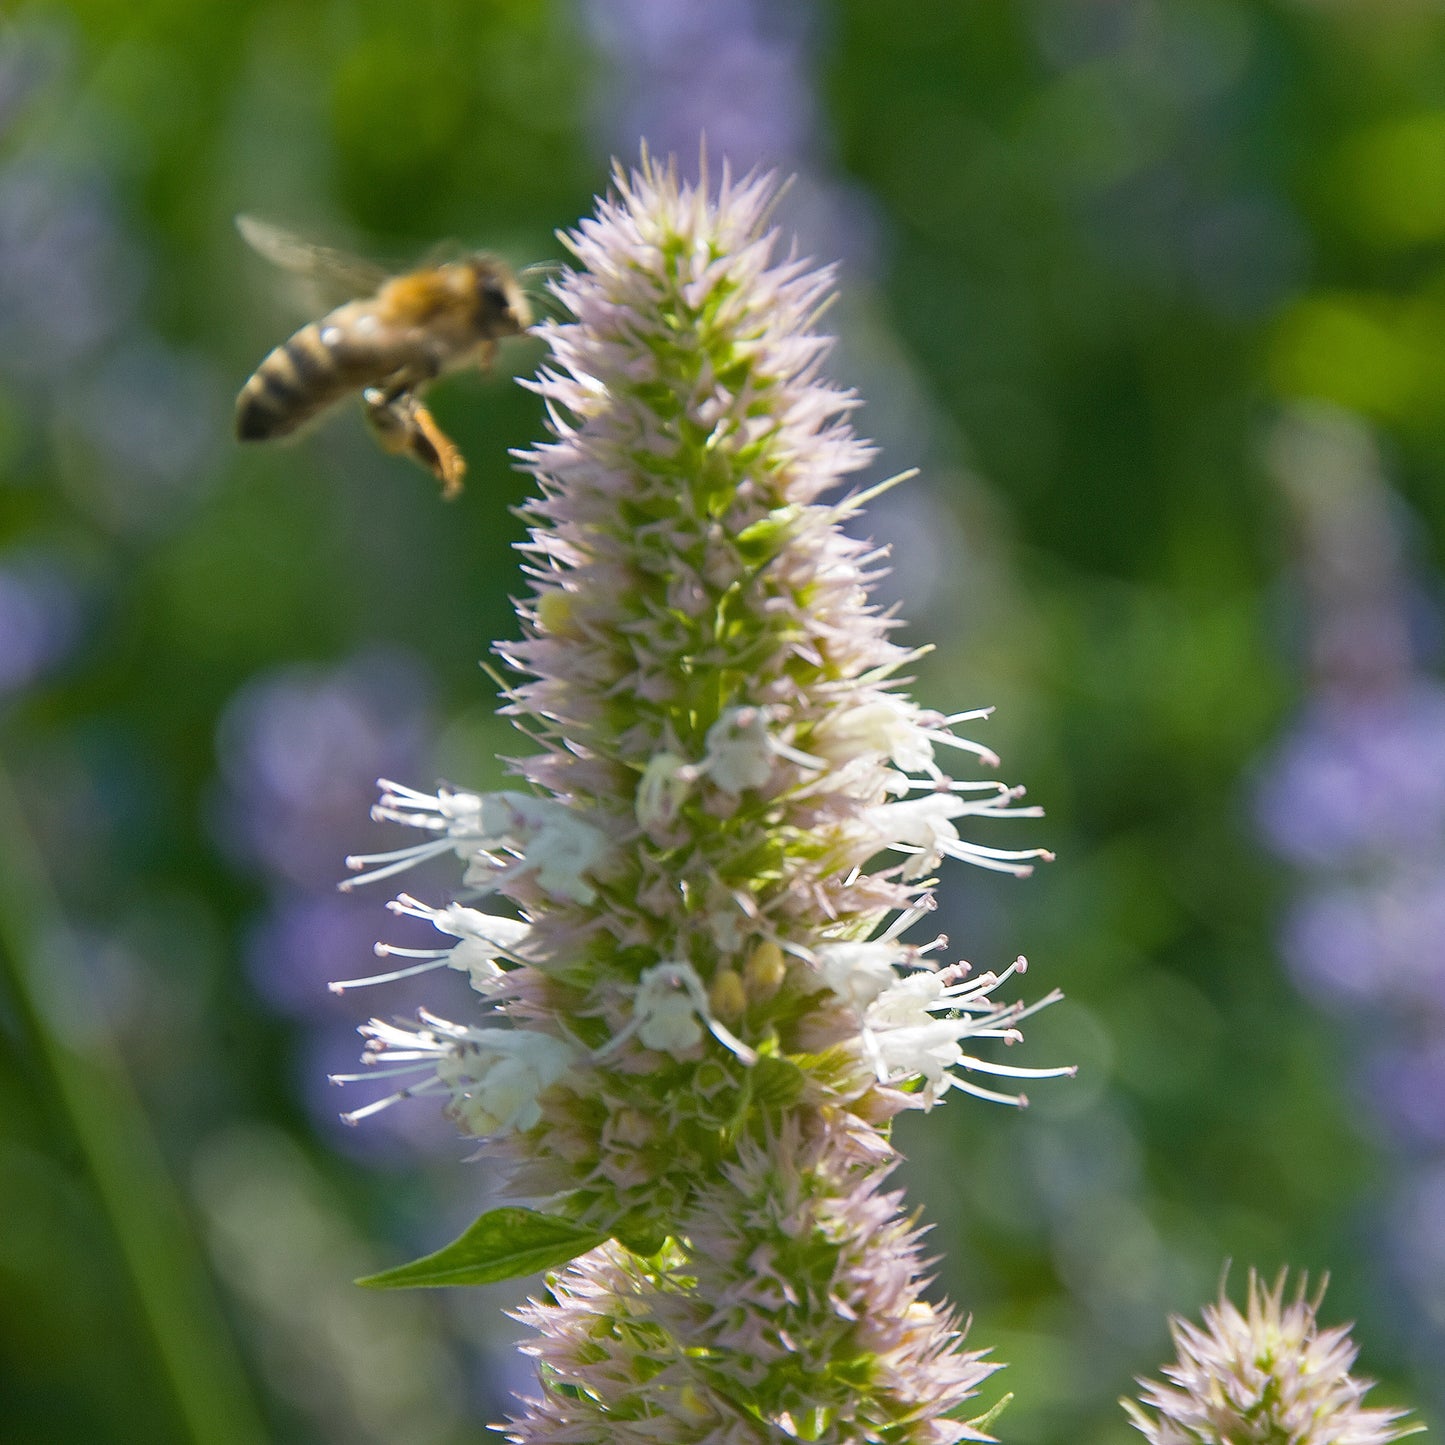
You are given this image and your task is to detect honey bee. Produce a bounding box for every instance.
[234,216,532,499]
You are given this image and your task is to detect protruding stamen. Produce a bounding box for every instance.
[951,1080,1030,1107]
[328,1063,433,1085]
[329,956,450,993]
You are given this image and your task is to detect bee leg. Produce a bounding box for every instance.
[407,401,466,501]
[365,359,440,409]
[362,390,466,500]
[361,388,413,453]
[476,339,498,376]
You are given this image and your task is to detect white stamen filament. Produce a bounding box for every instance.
[329,954,452,993]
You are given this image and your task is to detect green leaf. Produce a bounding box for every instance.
[612,1215,668,1258]
[356,1207,608,1290]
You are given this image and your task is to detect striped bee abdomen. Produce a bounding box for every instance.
[235,322,353,441]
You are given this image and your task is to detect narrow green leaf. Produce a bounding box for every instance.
[357,1207,608,1290]
[950,1391,1013,1435]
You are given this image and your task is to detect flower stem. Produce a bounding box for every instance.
[0,758,266,1445]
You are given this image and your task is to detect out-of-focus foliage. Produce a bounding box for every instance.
[0,1,1440,1442]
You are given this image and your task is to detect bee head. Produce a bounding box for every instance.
[473,259,531,336]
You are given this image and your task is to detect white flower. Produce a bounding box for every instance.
[633,711,826,821]
[476,793,611,904]
[865,793,1053,878]
[426,901,530,986]
[438,1030,579,1136]
[338,781,490,888]
[343,782,610,905]
[812,940,909,1010]
[330,893,530,994]
[866,795,967,878]
[601,961,758,1064]
[860,960,1074,1107]
[635,962,707,1053]
[635,751,696,828]
[702,708,777,793]
[812,696,937,773]
[337,1011,581,1136]
[698,706,823,795]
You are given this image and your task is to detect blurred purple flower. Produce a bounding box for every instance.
[57,338,225,532]
[0,552,86,697]
[1256,404,1445,1410]
[1257,684,1445,870]
[584,0,816,171]
[1363,1036,1445,1152]
[213,649,433,889]
[245,891,388,1017]
[1385,1163,1445,1306]
[580,0,882,274]
[0,161,138,380]
[215,649,476,1166]
[1284,873,1445,1015]
[0,29,219,534]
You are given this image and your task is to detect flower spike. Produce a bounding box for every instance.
[332,152,1068,1441]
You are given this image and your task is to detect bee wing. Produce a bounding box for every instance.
[416,236,466,268]
[236,215,391,312]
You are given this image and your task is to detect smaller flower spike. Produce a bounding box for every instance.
[1124,1270,1422,1445]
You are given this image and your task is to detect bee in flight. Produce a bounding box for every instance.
[234,216,533,499]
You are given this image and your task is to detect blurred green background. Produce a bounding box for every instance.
[2,1,1442,1441]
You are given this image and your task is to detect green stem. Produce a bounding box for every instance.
[0,758,266,1445]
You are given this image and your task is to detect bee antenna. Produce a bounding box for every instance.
[530,292,570,324]
[520,264,570,322]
